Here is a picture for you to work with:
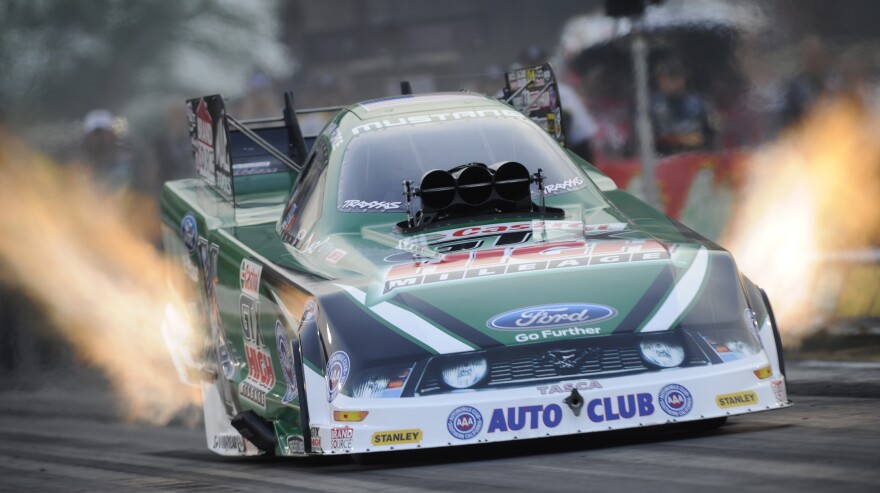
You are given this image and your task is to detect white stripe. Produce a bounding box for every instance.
[334,284,474,354]
[640,247,710,332]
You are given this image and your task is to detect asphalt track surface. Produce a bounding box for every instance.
[1,361,878,492]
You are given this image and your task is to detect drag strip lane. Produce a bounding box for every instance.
[1,362,879,492]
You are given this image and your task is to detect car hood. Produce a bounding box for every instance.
[294,213,738,361]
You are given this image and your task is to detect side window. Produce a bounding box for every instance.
[279,140,330,248]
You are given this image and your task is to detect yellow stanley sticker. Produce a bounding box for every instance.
[716,391,759,409]
[371,429,422,446]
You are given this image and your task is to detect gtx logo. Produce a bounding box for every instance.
[488,304,618,330]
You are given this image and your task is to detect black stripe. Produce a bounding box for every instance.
[391,292,502,349]
[614,265,676,333]
[318,290,433,368]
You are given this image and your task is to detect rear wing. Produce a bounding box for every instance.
[185,93,342,202]
[502,63,565,145]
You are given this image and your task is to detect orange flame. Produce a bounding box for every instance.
[0,130,202,425]
[722,98,880,345]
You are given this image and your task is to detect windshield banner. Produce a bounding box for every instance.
[504,63,565,146]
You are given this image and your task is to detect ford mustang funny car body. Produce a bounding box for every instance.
[160,65,789,458]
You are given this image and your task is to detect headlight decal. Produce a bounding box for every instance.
[441,356,488,389]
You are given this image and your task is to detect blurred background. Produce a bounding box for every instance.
[0,0,878,422]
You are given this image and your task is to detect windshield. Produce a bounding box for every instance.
[337,116,588,212]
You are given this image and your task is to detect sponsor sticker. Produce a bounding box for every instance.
[771,378,787,404]
[341,200,402,211]
[238,263,273,409]
[303,299,318,322]
[371,429,423,446]
[240,259,262,298]
[280,203,297,235]
[310,426,322,452]
[325,248,347,264]
[586,393,655,423]
[488,303,618,330]
[447,406,483,440]
[514,327,604,342]
[241,340,274,391]
[212,434,246,453]
[181,213,197,253]
[287,436,305,455]
[537,380,602,395]
[488,404,563,433]
[326,351,351,402]
[192,99,215,182]
[275,320,298,404]
[396,220,625,249]
[239,380,268,407]
[659,384,693,417]
[330,426,354,450]
[716,390,758,409]
[384,238,669,293]
[543,176,585,195]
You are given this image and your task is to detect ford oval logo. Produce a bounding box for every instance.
[488,303,617,330]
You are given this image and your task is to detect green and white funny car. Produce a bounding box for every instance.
[161,68,789,458]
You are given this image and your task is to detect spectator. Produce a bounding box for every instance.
[780,36,830,129]
[151,101,194,187]
[238,69,278,119]
[649,58,716,154]
[836,53,870,110]
[558,70,599,163]
[79,109,135,188]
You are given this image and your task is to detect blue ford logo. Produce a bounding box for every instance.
[181,213,197,254]
[488,303,617,330]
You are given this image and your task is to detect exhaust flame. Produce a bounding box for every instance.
[722,99,880,345]
[0,131,203,425]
